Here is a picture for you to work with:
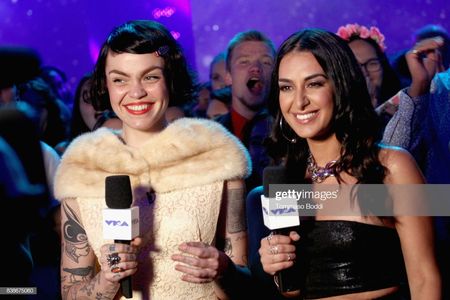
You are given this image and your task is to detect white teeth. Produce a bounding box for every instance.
[127,104,149,111]
[296,112,317,120]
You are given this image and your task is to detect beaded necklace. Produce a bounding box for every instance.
[307,153,339,183]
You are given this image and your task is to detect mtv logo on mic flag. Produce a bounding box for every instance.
[261,195,300,230]
[103,207,139,240]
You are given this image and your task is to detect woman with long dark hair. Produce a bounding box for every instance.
[258,28,440,299]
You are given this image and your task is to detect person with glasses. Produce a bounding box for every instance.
[359,57,382,74]
[337,24,401,127]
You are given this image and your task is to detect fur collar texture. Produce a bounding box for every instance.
[54,118,251,199]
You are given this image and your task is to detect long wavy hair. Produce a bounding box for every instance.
[266,28,386,184]
[91,20,196,111]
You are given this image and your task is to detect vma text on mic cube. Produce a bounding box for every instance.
[261,166,300,230]
[103,206,139,240]
[261,195,300,230]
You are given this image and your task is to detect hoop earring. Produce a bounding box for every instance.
[279,117,297,143]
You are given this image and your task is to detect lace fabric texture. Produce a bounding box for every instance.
[77,181,224,300]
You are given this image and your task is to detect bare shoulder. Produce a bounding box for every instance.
[378,145,425,184]
[378,146,415,168]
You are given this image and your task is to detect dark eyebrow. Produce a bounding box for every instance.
[278,78,293,84]
[278,73,327,83]
[304,73,327,81]
[108,66,164,77]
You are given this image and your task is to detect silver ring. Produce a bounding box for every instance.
[106,252,121,267]
[269,245,278,255]
[287,254,291,261]
[412,49,420,55]
[266,232,273,245]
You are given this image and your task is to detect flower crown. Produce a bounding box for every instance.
[336,23,386,52]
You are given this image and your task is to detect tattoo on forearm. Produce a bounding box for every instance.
[63,273,117,300]
[62,202,90,263]
[62,266,93,283]
[96,293,112,300]
[79,273,97,296]
[224,238,233,257]
[226,188,247,233]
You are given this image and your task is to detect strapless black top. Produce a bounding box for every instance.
[294,220,406,299]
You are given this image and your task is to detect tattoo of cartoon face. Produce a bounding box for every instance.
[63,202,90,262]
[226,188,247,233]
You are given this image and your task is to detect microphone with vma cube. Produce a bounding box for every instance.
[261,166,300,293]
[103,175,139,299]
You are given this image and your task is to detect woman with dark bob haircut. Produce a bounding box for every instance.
[55,20,251,299]
[90,21,195,112]
[258,29,441,299]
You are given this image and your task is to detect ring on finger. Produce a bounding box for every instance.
[110,264,124,273]
[266,232,273,245]
[269,245,278,255]
[106,252,121,267]
[287,254,291,261]
[412,49,420,55]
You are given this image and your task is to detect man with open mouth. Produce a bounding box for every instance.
[215,30,276,193]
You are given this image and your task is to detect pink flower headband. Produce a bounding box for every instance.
[336,23,386,52]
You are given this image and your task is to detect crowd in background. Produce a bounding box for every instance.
[0,20,449,299]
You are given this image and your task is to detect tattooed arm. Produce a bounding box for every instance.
[214,179,249,299]
[220,179,248,265]
[60,198,119,300]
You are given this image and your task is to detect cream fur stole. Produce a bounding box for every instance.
[54,118,251,200]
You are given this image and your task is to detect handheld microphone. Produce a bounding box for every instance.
[261,166,300,292]
[103,175,139,299]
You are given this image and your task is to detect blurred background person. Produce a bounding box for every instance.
[382,35,450,299]
[16,77,70,148]
[207,85,231,119]
[187,81,210,118]
[390,24,450,89]
[40,65,73,109]
[210,51,228,91]
[55,73,121,154]
[337,23,402,126]
[0,46,41,105]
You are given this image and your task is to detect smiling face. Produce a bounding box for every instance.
[278,51,335,141]
[105,51,168,136]
[227,41,274,116]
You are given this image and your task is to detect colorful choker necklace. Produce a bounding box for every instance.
[307,153,339,183]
